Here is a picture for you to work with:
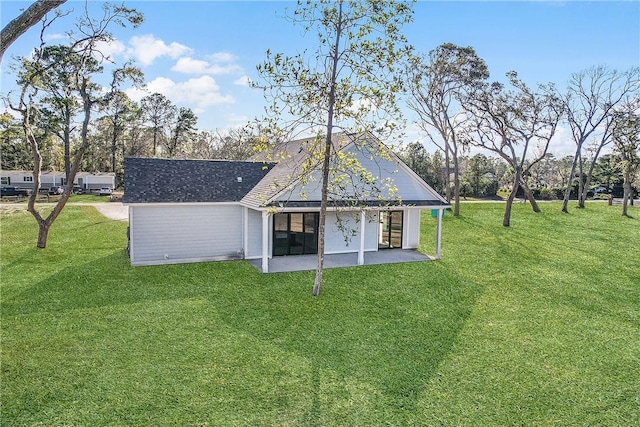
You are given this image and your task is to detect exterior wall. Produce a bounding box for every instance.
[282,144,442,203]
[40,172,65,188]
[129,204,244,266]
[324,210,379,254]
[245,208,265,259]
[403,208,421,249]
[80,174,115,190]
[323,208,422,254]
[0,171,37,189]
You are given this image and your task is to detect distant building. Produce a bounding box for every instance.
[0,170,115,190]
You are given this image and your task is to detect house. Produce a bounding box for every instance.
[122,133,450,272]
[0,170,115,190]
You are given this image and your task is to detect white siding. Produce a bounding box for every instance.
[403,208,421,249]
[280,144,441,203]
[245,208,265,259]
[130,204,243,266]
[81,175,115,189]
[324,211,378,254]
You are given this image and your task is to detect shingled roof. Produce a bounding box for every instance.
[122,157,275,204]
[241,132,450,209]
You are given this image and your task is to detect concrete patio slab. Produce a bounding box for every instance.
[247,249,432,273]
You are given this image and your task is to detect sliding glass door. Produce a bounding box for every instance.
[273,212,319,256]
[379,210,403,249]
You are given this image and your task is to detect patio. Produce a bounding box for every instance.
[247,249,432,273]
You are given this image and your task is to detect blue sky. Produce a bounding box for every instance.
[1,0,639,155]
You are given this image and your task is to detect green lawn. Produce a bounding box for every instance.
[1,202,638,426]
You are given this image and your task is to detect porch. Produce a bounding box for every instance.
[247,249,432,273]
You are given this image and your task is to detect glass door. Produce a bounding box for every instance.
[272,212,319,256]
[379,210,403,249]
[273,213,289,256]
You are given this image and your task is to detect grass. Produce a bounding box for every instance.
[0,193,113,205]
[1,202,638,426]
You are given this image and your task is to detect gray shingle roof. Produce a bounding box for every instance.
[241,132,450,209]
[122,157,275,204]
[241,133,353,209]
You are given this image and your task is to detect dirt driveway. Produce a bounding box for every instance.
[0,202,129,221]
[93,203,128,221]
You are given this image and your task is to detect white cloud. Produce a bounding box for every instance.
[347,97,377,115]
[126,76,234,110]
[233,75,252,87]
[127,34,191,66]
[171,57,211,74]
[225,113,250,126]
[171,56,242,75]
[549,124,578,158]
[208,52,237,63]
[94,39,126,60]
[43,33,66,42]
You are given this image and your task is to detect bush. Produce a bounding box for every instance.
[482,180,500,198]
[537,187,555,200]
[551,188,567,199]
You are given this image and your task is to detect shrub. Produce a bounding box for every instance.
[537,187,555,200]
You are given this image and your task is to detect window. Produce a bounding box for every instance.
[23,176,33,182]
[273,212,319,256]
[379,210,403,249]
[1,177,9,185]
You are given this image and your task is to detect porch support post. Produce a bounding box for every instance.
[261,211,269,273]
[358,210,366,265]
[243,207,249,259]
[435,208,443,259]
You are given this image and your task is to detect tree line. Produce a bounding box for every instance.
[396,144,637,202]
[404,43,639,223]
[1,92,255,188]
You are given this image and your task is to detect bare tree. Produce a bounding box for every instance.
[140,93,176,157]
[462,72,564,226]
[405,43,489,215]
[561,66,640,212]
[611,98,640,216]
[8,5,143,248]
[24,44,101,184]
[254,0,414,296]
[101,64,144,184]
[166,107,197,158]
[189,128,256,160]
[0,0,67,62]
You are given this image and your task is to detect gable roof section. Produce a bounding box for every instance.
[242,133,449,209]
[123,157,274,204]
[241,134,349,209]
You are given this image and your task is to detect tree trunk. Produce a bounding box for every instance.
[0,0,67,62]
[577,155,585,208]
[111,122,118,178]
[562,149,580,213]
[503,172,520,227]
[562,152,578,213]
[622,169,631,217]
[64,105,71,184]
[37,221,51,248]
[452,154,460,216]
[313,135,332,296]
[152,128,157,157]
[580,143,605,209]
[519,176,541,213]
[443,146,451,203]
[312,0,343,297]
